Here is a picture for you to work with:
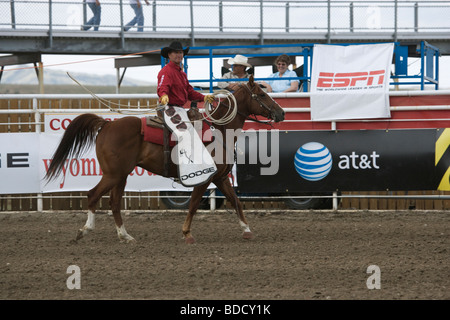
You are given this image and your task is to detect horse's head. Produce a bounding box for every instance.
[239,75,285,123]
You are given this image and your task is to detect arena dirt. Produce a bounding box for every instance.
[0,210,448,300]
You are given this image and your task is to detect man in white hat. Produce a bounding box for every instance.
[218,54,252,91]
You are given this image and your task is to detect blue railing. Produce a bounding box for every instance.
[161,41,439,92]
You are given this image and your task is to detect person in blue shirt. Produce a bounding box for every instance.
[260,54,299,93]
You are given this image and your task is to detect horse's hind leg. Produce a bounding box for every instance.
[110,178,135,243]
[214,176,253,240]
[76,177,116,240]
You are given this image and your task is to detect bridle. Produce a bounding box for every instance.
[238,83,278,126]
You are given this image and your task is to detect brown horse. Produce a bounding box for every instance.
[45,75,285,243]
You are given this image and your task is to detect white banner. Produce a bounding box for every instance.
[310,43,394,121]
[1,132,234,194]
[0,133,40,194]
[40,133,202,193]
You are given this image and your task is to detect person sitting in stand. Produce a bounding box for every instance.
[260,54,299,93]
[218,55,252,91]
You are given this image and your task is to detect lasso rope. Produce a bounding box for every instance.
[67,72,237,123]
[67,72,161,114]
[203,90,237,125]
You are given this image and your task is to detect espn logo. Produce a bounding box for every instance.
[317,70,385,88]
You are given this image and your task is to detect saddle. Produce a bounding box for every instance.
[140,105,214,179]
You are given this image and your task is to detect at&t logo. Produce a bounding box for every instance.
[294,142,332,181]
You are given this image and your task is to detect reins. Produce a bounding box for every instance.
[236,83,275,127]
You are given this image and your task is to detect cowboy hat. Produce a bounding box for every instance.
[227,54,252,68]
[161,41,189,58]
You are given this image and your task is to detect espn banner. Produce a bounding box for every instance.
[310,43,394,121]
[236,129,450,193]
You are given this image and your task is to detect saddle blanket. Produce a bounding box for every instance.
[140,116,213,146]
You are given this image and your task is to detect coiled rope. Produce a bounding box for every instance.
[202,90,237,125]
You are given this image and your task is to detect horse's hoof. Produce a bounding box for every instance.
[76,229,84,241]
[185,237,196,244]
[243,231,253,240]
[119,235,136,243]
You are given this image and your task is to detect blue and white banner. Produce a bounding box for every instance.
[310,43,394,121]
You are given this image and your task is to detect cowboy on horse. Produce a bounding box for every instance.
[158,41,217,187]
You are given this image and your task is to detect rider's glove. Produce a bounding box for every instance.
[204,95,215,104]
[160,95,169,105]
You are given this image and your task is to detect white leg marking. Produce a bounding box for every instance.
[84,210,95,230]
[116,225,136,243]
[77,210,95,239]
[239,220,251,233]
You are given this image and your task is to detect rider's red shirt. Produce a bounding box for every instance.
[157,61,204,107]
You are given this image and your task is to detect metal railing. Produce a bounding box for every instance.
[1,1,449,45]
[1,92,450,211]
[181,41,440,92]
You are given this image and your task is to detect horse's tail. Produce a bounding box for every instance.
[45,113,107,181]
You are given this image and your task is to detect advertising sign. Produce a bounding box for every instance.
[0,133,40,194]
[236,129,448,193]
[310,43,394,121]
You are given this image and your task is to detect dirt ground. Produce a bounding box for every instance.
[0,210,448,301]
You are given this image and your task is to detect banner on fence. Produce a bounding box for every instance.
[310,43,394,121]
[0,133,209,194]
[0,133,40,194]
[236,129,448,193]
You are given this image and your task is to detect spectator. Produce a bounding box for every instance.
[218,55,252,91]
[260,54,299,93]
[124,0,149,32]
[82,0,101,31]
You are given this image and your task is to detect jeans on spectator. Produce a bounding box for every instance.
[83,2,101,31]
[124,4,144,32]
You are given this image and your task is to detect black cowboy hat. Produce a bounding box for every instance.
[161,41,189,58]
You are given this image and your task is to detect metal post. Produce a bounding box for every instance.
[285,2,289,33]
[332,192,338,210]
[420,41,424,90]
[327,0,331,43]
[152,0,156,32]
[116,68,120,94]
[414,2,418,32]
[33,98,43,212]
[260,0,264,45]
[83,0,87,26]
[350,2,354,32]
[120,0,125,49]
[332,117,338,210]
[48,0,53,47]
[394,0,398,42]
[209,48,214,92]
[10,0,16,29]
[190,0,195,46]
[435,47,439,90]
[219,1,223,32]
[210,190,216,211]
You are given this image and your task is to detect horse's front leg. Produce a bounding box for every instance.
[182,183,209,244]
[213,176,253,240]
